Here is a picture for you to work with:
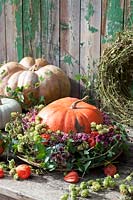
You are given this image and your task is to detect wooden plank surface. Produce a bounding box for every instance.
[60,0,80,97]
[124,0,133,28]
[0,194,15,200]
[0,0,133,97]
[23,0,41,58]
[0,1,6,64]
[30,0,41,58]
[101,0,125,54]
[41,0,59,66]
[5,0,23,62]
[14,0,23,62]
[80,0,101,102]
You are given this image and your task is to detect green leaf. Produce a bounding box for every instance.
[75,74,82,81]
[35,82,40,88]
[45,156,50,163]
[84,161,91,172]
[83,150,90,155]
[35,143,46,160]
[39,76,45,82]
[48,164,57,171]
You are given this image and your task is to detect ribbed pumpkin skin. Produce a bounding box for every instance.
[19,56,48,69]
[0,63,71,107]
[38,97,103,133]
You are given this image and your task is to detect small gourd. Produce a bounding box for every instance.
[0,97,22,129]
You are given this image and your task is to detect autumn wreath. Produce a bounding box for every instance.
[4,104,129,175]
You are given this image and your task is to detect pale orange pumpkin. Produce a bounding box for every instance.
[0,62,71,107]
[38,97,103,133]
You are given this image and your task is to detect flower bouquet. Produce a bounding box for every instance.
[5,106,129,174]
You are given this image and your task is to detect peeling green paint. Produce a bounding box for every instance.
[85,2,98,33]
[107,1,123,35]
[31,0,41,57]
[85,2,94,21]
[0,0,23,61]
[0,0,5,16]
[60,22,70,30]
[63,55,73,66]
[22,0,41,57]
[88,24,98,33]
[14,1,23,61]
[41,0,57,59]
[102,0,124,43]
[126,0,133,28]
[0,0,132,64]
[23,1,32,56]
[41,0,49,40]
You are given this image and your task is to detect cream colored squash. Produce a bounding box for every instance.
[0,98,22,129]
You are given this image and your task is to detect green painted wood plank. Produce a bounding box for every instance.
[22,1,31,56]
[0,1,6,63]
[101,0,125,53]
[30,0,41,58]
[23,0,41,58]
[13,0,23,61]
[60,0,80,97]
[41,0,59,65]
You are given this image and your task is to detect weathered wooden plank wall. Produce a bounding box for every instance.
[0,0,132,98]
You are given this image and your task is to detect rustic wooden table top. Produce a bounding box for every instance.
[0,128,132,200]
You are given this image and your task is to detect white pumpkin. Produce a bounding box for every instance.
[0,98,22,129]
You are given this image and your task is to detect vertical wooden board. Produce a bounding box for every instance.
[5,0,23,62]
[41,0,59,66]
[60,0,80,97]
[101,0,125,54]
[0,0,6,64]
[124,0,133,28]
[31,0,41,58]
[124,0,133,97]
[22,1,31,56]
[80,0,101,101]
[14,0,23,61]
[23,0,41,58]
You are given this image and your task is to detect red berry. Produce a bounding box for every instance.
[0,168,4,178]
[88,137,96,147]
[16,164,31,179]
[91,131,99,137]
[41,133,50,145]
[104,164,117,176]
[64,171,79,183]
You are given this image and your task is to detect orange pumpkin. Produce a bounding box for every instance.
[0,62,71,107]
[38,97,103,133]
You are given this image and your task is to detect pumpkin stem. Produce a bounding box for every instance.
[71,96,89,109]
[29,64,39,71]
